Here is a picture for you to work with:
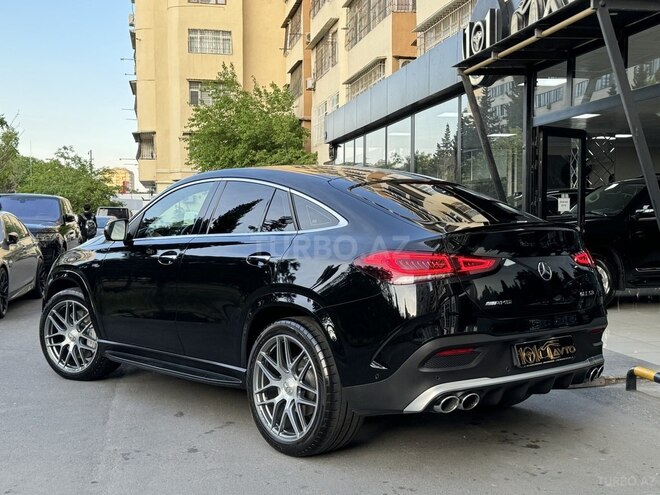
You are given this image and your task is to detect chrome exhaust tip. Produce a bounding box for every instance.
[433,395,460,414]
[459,393,480,411]
[596,365,604,378]
[588,367,598,381]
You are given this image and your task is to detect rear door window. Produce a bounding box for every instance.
[262,189,295,232]
[207,181,275,235]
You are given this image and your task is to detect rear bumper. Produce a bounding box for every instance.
[342,319,606,415]
[402,355,603,413]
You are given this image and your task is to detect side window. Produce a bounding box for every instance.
[207,181,274,234]
[4,216,21,238]
[12,216,29,238]
[136,182,214,238]
[262,189,295,232]
[292,195,340,230]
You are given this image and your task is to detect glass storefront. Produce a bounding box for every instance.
[334,21,659,211]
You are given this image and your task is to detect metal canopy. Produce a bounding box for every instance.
[455,0,660,232]
[456,0,660,76]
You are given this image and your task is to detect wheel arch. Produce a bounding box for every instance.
[241,293,347,370]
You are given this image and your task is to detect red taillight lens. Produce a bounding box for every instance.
[435,347,475,357]
[573,251,595,268]
[353,251,498,284]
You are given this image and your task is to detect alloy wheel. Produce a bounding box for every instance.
[252,334,320,443]
[596,262,611,295]
[43,299,98,373]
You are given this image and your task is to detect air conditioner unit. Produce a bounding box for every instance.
[305,32,311,44]
[306,77,316,91]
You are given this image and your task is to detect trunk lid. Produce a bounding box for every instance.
[443,223,601,317]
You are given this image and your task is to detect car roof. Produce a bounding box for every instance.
[0,193,64,200]
[172,165,446,192]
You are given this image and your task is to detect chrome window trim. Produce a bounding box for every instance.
[130,176,349,240]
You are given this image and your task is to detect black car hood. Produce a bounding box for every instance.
[24,223,59,235]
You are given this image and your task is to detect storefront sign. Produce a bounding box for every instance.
[511,0,578,33]
[463,0,578,85]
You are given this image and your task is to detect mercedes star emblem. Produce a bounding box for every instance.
[538,261,553,281]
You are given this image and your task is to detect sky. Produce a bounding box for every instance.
[0,1,138,176]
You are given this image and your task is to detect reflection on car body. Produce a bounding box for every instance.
[0,211,45,318]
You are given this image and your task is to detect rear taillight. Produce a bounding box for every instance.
[573,251,595,268]
[353,251,498,284]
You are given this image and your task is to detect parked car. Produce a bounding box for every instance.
[96,206,131,220]
[39,167,606,456]
[554,175,660,304]
[0,212,45,318]
[0,194,82,269]
[509,188,595,216]
[94,215,117,238]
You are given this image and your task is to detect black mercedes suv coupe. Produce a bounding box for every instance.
[39,166,607,456]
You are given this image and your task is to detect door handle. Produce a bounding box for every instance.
[246,253,271,266]
[157,250,179,265]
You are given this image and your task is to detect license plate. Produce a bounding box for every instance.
[513,335,577,368]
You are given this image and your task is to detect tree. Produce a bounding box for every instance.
[19,146,120,211]
[185,64,317,170]
[0,115,22,192]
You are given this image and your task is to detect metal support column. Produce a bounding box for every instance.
[459,70,507,202]
[597,3,660,232]
[522,71,535,213]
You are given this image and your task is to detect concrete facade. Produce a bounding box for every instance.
[131,0,286,192]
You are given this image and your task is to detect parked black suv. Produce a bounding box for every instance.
[39,167,606,456]
[0,194,82,269]
[555,176,660,303]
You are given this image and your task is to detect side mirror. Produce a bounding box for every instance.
[7,232,19,245]
[105,219,129,242]
[63,213,76,223]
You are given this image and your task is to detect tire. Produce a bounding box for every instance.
[593,254,616,306]
[39,288,120,380]
[0,267,8,319]
[246,317,362,456]
[28,261,46,299]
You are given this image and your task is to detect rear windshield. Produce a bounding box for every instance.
[572,182,646,216]
[98,207,129,219]
[348,180,537,232]
[0,196,61,223]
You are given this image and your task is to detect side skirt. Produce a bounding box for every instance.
[103,349,245,388]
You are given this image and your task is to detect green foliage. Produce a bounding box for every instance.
[18,146,121,212]
[0,115,22,192]
[185,64,317,171]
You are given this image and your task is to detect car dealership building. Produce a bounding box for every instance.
[325,0,660,229]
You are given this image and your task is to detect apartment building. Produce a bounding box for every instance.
[106,167,136,193]
[130,0,286,192]
[291,0,418,163]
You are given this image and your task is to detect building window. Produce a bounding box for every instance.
[311,0,328,18]
[289,64,303,99]
[136,133,156,160]
[314,30,337,80]
[189,81,213,106]
[313,101,328,144]
[346,60,386,101]
[346,0,416,50]
[188,29,232,55]
[188,0,226,4]
[417,0,474,55]
[285,6,303,52]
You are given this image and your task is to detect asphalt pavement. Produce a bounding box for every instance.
[1,298,659,495]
